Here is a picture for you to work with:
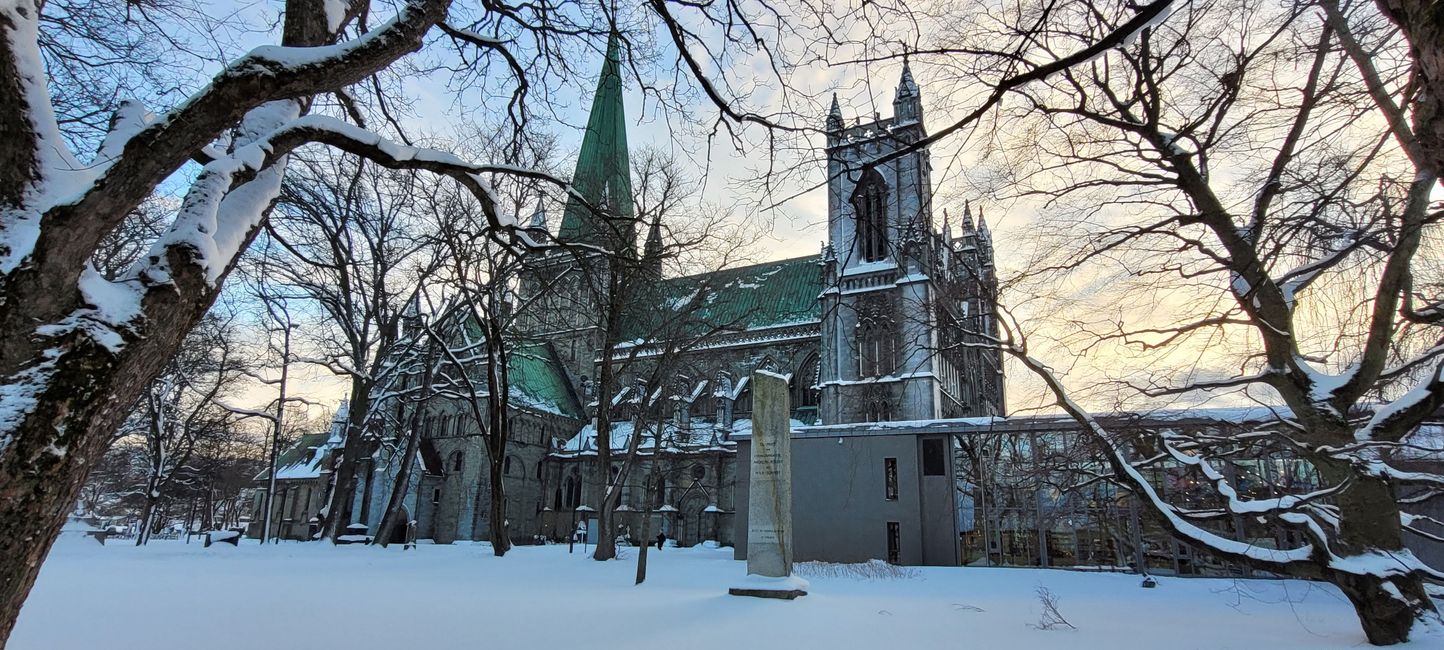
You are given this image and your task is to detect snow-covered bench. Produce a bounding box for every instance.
[203,530,241,548]
[84,526,131,545]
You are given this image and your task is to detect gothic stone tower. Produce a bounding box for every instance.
[517,31,635,386]
[817,65,1002,424]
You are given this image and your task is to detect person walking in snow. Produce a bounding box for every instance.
[654,532,666,550]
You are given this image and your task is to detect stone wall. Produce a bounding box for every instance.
[735,430,960,566]
[545,447,738,547]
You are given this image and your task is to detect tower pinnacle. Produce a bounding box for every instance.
[893,58,922,124]
[896,59,918,100]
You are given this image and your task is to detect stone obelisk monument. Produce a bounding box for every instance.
[729,370,808,599]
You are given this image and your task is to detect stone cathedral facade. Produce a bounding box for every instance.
[819,67,1005,425]
[272,40,1004,548]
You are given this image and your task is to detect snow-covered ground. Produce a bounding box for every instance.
[11,534,1421,649]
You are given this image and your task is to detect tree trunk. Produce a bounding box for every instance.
[487,456,511,556]
[1374,0,1444,183]
[135,491,158,546]
[634,420,666,585]
[1332,571,1437,646]
[0,336,167,643]
[1327,474,1440,645]
[321,383,373,541]
[482,307,512,557]
[201,487,215,531]
[0,447,97,642]
[634,511,652,585]
[592,342,619,562]
[376,424,421,547]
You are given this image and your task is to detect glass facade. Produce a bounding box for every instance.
[953,426,1322,575]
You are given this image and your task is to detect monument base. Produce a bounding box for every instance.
[728,574,809,600]
[728,587,808,600]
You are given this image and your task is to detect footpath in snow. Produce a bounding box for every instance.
[10,534,1412,649]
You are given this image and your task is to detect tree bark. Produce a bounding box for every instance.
[1324,471,1438,645]
[1332,571,1436,646]
[135,488,159,546]
[486,453,510,554]
[201,487,215,531]
[485,314,513,556]
[375,416,422,547]
[320,383,373,540]
[634,415,667,584]
[377,347,434,547]
[0,276,206,642]
[0,2,450,640]
[1374,0,1444,182]
[592,352,619,561]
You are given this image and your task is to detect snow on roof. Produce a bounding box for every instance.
[257,407,350,482]
[558,417,748,454]
[615,255,822,343]
[728,417,814,440]
[782,405,1444,440]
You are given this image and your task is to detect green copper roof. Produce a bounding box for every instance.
[508,342,585,419]
[558,32,634,243]
[619,254,823,341]
[431,308,584,420]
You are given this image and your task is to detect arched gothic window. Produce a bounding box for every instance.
[792,355,820,408]
[563,470,582,509]
[450,451,464,473]
[852,170,889,262]
[856,297,898,378]
[865,400,893,423]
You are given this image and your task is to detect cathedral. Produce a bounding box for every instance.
[247,36,1444,575]
[263,34,1003,552]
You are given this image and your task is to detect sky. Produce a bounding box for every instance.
[172,1,1267,423]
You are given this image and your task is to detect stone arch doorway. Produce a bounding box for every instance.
[389,506,410,545]
[676,491,709,548]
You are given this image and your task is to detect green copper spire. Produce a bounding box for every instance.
[558,32,634,243]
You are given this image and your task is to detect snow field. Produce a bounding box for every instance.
[11,535,1417,649]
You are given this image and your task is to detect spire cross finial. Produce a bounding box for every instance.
[827,93,844,131]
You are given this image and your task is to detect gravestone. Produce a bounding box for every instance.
[729,370,808,599]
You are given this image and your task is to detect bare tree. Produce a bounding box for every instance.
[76,443,142,521]
[0,2,486,634]
[629,333,729,583]
[869,0,1444,642]
[422,230,528,554]
[568,148,758,563]
[404,125,563,555]
[130,313,246,544]
[185,427,270,532]
[372,323,437,548]
[225,273,310,546]
[263,151,442,541]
